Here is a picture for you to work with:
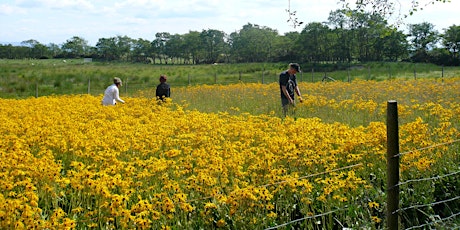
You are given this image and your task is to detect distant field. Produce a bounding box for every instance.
[1,59,459,98]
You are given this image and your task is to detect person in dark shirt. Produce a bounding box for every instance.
[279,63,303,117]
[156,75,170,101]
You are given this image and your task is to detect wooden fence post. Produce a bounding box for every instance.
[386,100,400,230]
[88,78,91,94]
[262,67,265,84]
[35,82,38,98]
[311,68,314,82]
[125,78,128,95]
[442,65,444,82]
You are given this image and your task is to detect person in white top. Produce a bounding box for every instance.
[102,77,125,106]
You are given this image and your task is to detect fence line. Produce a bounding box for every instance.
[261,163,363,188]
[396,139,460,157]
[264,207,348,230]
[263,101,459,229]
[397,170,460,187]
[185,163,363,203]
[404,211,460,230]
[396,196,460,213]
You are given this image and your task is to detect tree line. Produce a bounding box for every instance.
[1,10,459,66]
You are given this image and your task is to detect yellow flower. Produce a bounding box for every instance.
[216,219,226,228]
[368,201,380,209]
[371,216,382,223]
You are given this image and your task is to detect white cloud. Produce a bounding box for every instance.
[0,0,458,45]
[0,3,27,14]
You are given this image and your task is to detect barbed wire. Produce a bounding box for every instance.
[262,163,363,188]
[396,196,460,213]
[396,139,460,157]
[264,207,347,230]
[404,211,460,230]
[398,170,460,187]
[185,163,362,203]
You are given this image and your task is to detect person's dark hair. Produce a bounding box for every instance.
[289,63,301,72]
[160,75,167,83]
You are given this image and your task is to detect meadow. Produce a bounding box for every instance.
[0,60,459,229]
[1,59,459,98]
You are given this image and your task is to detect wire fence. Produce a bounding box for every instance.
[1,64,458,98]
[263,138,460,230]
[396,138,460,230]
[260,101,460,230]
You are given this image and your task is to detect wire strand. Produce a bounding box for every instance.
[185,163,362,203]
[264,207,347,230]
[398,170,460,187]
[396,139,460,157]
[262,163,363,188]
[404,211,460,230]
[396,196,460,213]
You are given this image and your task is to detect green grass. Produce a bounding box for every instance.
[1,59,459,98]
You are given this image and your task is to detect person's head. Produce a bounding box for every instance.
[288,63,301,75]
[114,77,123,87]
[159,75,167,83]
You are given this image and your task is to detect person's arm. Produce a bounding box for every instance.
[295,86,303,102]
[114,87,125,104]
[281,85,294,104]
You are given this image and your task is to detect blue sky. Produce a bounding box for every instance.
[1,0,459,46]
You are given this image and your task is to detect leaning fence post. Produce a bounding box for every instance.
[386,100,400,230]
[125,78,128,95]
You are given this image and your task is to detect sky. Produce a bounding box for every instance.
[1,0,459,46]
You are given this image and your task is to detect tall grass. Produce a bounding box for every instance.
[1,59,459,98]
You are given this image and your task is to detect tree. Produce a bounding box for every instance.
[271,31,301,62]
[164,34,185,64]
[116,35,134,62]
[96,37,118,61]
[47,43,62,58]
[408,22,439,62]
[200,29,227,64]
[183,31,204,64]
[61,36,90,58]
[287,0,451,28]
[442,25,460,63]
[382,29,409,61]
[298,22,331,63]
[229,23,278,63]
[338,0,450,22]
[152,32,171,64]
[132,38,152,63]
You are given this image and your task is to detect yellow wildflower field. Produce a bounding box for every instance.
[0,78,459,229]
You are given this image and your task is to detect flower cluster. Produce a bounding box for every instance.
[0,78,458,229]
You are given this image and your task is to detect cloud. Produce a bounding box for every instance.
[0,3,27,15]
